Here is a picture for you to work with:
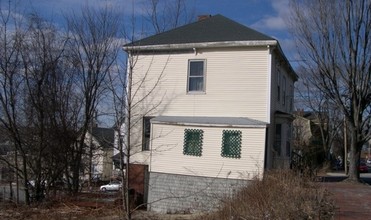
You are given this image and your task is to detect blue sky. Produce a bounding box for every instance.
[4,0,295,126]
[12,0,296,61]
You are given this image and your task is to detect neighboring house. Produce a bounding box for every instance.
[0,141,15,183]
[123,14,297,213]
[292,111,325,166]
[293,111,316,149]
[83,127,114,181]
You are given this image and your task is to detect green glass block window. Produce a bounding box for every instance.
[221,130,242,158]
[183,129,203,156]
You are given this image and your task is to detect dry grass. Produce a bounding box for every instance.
[198,170,335,220]
[0,171,336,219]
[0,193,123,220]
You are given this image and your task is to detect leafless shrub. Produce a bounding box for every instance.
[199,170,335,220]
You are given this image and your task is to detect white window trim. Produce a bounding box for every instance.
[187,59,206,94]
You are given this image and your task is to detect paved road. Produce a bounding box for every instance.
[322,172,371,184]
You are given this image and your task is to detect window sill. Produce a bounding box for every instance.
[187,91,206,95]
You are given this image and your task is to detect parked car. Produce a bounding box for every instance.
[358,162,369,173]
[100,181,122,191]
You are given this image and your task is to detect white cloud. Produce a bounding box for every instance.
[252,16,286,30]
[251,0,289,31]
[272,0,290,15]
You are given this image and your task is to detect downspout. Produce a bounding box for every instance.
[267,45,273,123]
[264,127,269,170]
[265,44,273,169]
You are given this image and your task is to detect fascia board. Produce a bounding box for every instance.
[123,40,278,51]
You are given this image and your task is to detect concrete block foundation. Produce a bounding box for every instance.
[147,172,250,213]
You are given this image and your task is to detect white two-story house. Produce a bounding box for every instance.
[83,127,114,182]
[123,14,297,213]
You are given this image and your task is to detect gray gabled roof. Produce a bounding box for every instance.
[124,14,275,50]
[91,127,114,148]
[151,116,267,128]
[123,14,297,81]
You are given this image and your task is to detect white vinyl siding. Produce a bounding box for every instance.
[150,123,266,180]
[131,47,270,122]
[271,55,295,114]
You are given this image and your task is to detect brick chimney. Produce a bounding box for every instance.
[198,15,211,21]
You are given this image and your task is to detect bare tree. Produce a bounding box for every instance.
[0,0,29,204]
[0,1,79,202]
[107,61,128,217]
[144,0,195,34]
[65,5,122,193]
[18,13,74,201]
[108,40,168,220]
[107,2,195,218]
[288,0,371,181]
[10,13,79,201]
[294,66,343,167]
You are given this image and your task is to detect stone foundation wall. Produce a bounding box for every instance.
[147,172,250,213]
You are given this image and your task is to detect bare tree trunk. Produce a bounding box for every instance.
[288,0,371,182]
[124,63,133,220]
[22,156,30,205]
[15,149,19,204]
[64,5,122,194]
[348,127,360,180]
[88,124,93,191]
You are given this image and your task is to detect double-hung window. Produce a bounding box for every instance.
[274,124,282,156]
[221,130,242,158]
[142,117,153,151]
[183,129,203,156]
[277,70,281,101]
[188,60,205,92]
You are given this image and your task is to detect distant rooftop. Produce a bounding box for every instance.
[92,127,114,147]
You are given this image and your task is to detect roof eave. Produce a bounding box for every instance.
[274,43,298,82]
[151,120,267,128]
[123,40,278,52]
[150,116,268,128]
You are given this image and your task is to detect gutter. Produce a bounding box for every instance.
[123,40,278,52]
